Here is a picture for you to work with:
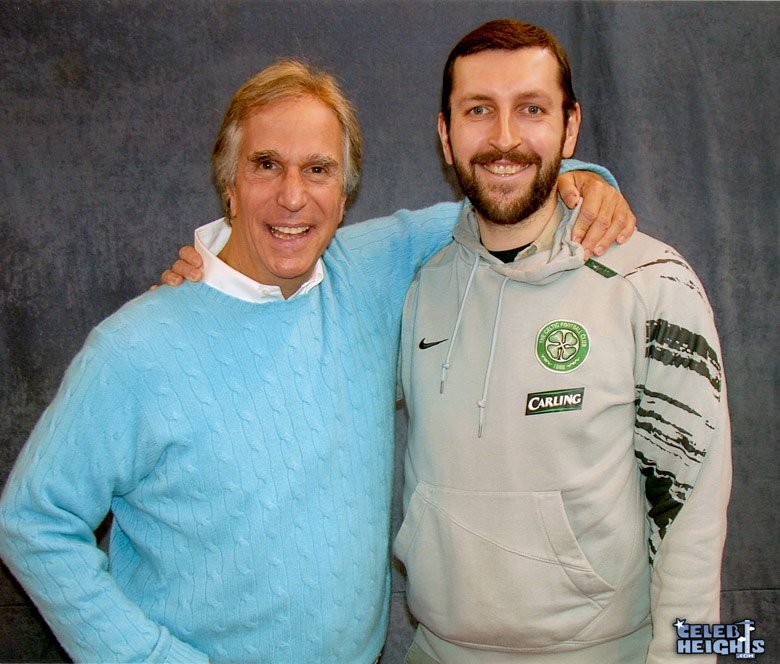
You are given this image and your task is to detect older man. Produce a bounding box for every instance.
[395,20,730,664]
[0,60,629,663]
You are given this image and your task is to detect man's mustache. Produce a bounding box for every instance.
[471,150,542,166]
[470,150,541,167]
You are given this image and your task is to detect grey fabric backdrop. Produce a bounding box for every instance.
[0,1,777,662]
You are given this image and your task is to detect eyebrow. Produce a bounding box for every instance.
[308,155,340,170]
[457,91,555,105]
[248,150,278,163]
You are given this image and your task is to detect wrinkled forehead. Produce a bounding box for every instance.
[240,95,344,160]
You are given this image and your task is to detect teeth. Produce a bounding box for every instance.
[270,226,310,238]
[483,163,526,175]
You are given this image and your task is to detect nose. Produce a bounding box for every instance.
[276,169,308,212]
[489,110,522,154]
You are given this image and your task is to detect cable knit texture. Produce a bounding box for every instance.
[0,160,611,663]
[0,204,460,663]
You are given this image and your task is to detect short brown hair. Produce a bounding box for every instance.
[441,19,578,128]
[212,59,362,220]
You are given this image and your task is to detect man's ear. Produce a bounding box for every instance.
[437,113,455,165]
[562,103,582,159]
[226,186,237,219]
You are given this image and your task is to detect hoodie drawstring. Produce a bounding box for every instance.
[440,254,480,394]
[477,276,510,438]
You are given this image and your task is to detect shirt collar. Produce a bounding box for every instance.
[194,218,324,303]
[464,197,565,261]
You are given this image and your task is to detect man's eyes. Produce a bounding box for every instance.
[248,159,336,178]
[465,104,544,117]
[308,163,341,179]
[251,159,278,171]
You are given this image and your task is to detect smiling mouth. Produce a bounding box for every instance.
[481,162,530,176]
[270,225,311,239]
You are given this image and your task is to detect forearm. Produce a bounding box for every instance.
[0,473,209,662]
[646,409,731,663]
[0,340,208,663]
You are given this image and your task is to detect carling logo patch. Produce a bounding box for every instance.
[525,388,584,415]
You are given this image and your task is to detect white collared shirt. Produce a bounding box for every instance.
[193,218,324,303]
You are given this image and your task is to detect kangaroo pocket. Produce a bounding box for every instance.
[394,482,616,650]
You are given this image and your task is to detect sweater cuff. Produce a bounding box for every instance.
[560,158,620,191]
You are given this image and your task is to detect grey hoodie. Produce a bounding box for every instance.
[395,200,730,663]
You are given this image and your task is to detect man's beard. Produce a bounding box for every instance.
[452,148,562,226]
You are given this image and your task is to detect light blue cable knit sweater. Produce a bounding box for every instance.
[0,162,612,663]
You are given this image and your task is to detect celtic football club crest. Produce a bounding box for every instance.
[535,320,590,373]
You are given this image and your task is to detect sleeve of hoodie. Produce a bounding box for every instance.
[0,333,210,664]
[335,158,618,331]
[629,246,732,663]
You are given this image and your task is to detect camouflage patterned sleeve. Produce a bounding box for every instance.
[629,247,732,663]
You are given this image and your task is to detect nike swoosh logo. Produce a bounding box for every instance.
[419,338,448,350]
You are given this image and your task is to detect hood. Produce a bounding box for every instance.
[451,197,586,285]
[439,198,587,437]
